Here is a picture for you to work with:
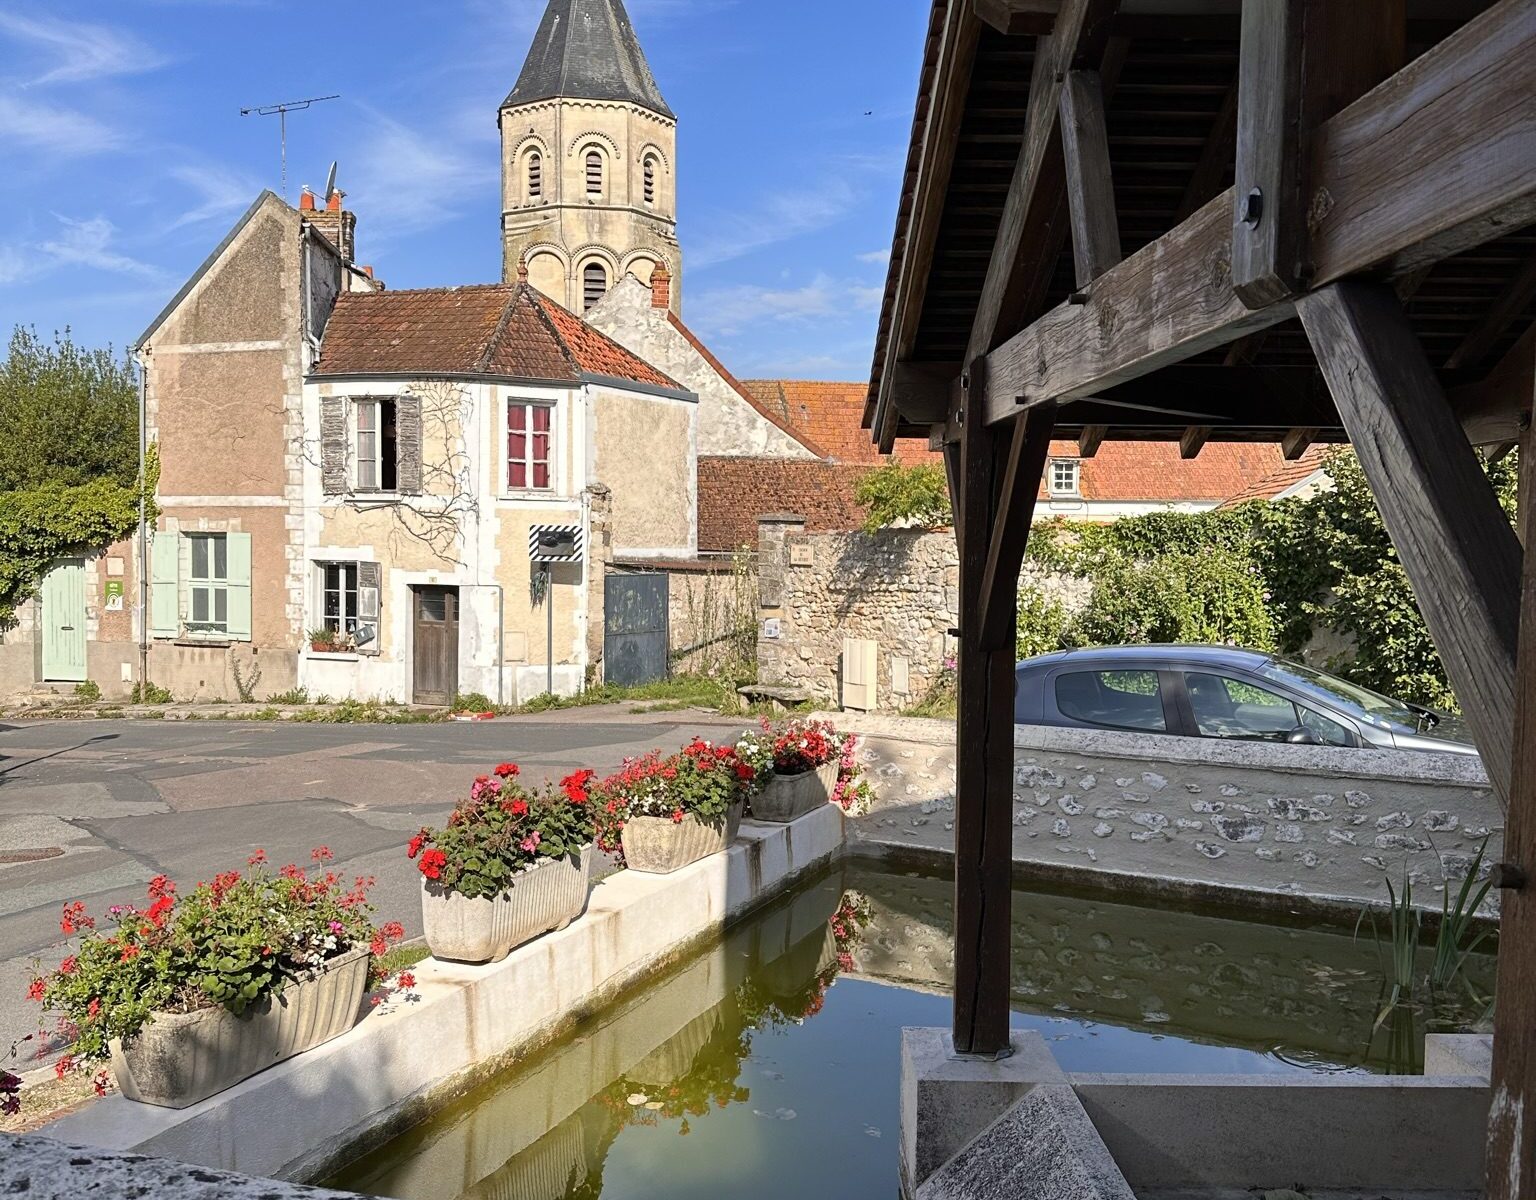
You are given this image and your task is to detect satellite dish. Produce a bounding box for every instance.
[324,160,338,200]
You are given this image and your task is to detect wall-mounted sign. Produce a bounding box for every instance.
[104,580,124,611]
[763,618,781,640]
[789,544,814,567]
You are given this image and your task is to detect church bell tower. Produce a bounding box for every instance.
[499,0,682,314]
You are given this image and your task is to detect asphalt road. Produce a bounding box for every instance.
[0,709,749,1067]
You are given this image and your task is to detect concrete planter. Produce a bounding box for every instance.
[622,802,743,874]
[422,846,594,964]
[752,763,838,822]
[108,944,371,1109]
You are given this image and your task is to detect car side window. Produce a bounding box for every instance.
[1299,705,1357,748]
[1054,670,1166,732]
[1185,672,1300,740]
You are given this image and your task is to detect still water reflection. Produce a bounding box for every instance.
[333,861,1490,1200]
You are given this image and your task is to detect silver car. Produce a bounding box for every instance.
[1013,645,1476,756]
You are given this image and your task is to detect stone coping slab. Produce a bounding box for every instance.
[40,805,844,1184]
[0,1133,368,1199]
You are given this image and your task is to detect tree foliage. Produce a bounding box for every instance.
[0,328,153,627]
[0,328,139,490]
[855,462,952,533]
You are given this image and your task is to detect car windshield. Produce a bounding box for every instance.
[1256,658,1419,726]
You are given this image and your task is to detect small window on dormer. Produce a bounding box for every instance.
[585,150,603,198]
[643,156,657,206]
[528,151,543,200]
[1048,459,1081,497]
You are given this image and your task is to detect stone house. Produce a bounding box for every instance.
[300,280,695,705]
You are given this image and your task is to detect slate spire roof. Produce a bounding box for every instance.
[504,0,673,119]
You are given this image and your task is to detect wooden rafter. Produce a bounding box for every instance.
[978,0,1536,424]
[1059,69,1121,289]
[978,402,1058,648]
[1445,249,1536,371]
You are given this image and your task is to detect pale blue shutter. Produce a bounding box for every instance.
[150,533,179,639]
[226,533,253,642]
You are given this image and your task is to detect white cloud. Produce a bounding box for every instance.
[856,248,890,265]
[0,94,121,156]
[163,164,263,231]
[0,246,29,285]
[40,216,163,279]
[689,178,864,269]
[0,12,167,85]
[690,273,881,338]
[347,109,497,243]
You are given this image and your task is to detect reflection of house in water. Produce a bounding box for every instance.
[339,874,847,1200]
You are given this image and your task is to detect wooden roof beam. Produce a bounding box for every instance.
[979,0,1536,424]
[964,0,1121,368]
[1445,248,1536,371]
[1179,425,1212,458]
[1078,424,1108,457]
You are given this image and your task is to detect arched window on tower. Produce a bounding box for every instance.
[583,261,608,312]
[527,152,542,200]
[643,156,657,206]
[585,150,603,198]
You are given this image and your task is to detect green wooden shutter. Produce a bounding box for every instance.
[150,533,180,639]
[226,532,253,641]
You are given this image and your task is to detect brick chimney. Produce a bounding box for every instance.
[302,189,356,262]
[650,264,671,309]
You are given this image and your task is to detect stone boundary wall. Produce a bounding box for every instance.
[834,713,1501,915]
[755,517,1085,709]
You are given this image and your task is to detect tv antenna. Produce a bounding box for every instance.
[239,94,340,201]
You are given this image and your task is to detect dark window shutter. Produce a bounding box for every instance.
[396,395,423,494]
[357,561,383,656]
[321,396,348,495]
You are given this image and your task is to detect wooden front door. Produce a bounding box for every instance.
[412,586,459,706]
[41,558,88,682]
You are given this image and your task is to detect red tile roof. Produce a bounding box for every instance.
[314,283,681,391]
[739,378,1293,501]
[1219,446,1332,507]
[698,457,875,551]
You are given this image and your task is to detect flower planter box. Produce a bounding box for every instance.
[751,762,839,823]
[622,802,743,875]
[422,846,594,964]
[108,944,371,1109]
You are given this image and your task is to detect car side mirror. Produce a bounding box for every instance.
[1286,726,1323,746]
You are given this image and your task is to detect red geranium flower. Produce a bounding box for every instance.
[54,1055,72,1080]
[312,846,334,863]
[247,848,267,865]
[672,808,685,824]
[494,762,520,778]
[510,798,529,817]
[418,848,448,881]
[396,972,416,990]
[406,834,425,859]
[59,956,77,976]
[561,768,595,805]
[26,978,45,1002]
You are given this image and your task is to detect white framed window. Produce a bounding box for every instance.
[355,397,399,491]
[585,150,604,198]
[187,533,228,635]
[582,261,608,312]
[1048,459,1081,497]
[507,401,554,491]
[320,562,359,638]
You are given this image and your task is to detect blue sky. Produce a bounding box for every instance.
[0,0,930,380]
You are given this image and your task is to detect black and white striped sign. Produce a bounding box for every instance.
[528,523,584,563]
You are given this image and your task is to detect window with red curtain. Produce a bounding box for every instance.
[508,403,553,491]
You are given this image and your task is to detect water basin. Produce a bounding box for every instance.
[330,859,1490,1199]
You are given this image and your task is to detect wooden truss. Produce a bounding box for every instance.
[864,0,1536,1189]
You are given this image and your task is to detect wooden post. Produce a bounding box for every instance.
[951,367,1020,1057]
[1488,435,1536,1199]
[1299,279,1522,803]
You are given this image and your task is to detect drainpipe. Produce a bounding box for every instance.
[136,352,149,694]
